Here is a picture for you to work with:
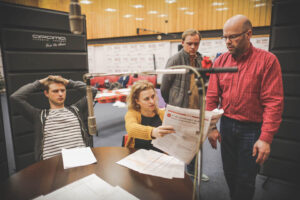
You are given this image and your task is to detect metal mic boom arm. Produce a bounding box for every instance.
[83,74,97,135]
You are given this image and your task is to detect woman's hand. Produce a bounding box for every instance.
[151,125,175,138]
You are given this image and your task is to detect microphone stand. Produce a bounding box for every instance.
[83,74,97,136]
[169,65,205,200]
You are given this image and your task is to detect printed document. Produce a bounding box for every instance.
[152,105,223,164]
[116,149,184,179]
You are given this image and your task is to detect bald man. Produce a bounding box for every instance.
[206,15,283,200]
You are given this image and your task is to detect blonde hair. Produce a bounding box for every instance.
[127,80,158,112]
[182,29,201,41]
[44,75,68,91]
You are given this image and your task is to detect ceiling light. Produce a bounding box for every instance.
[158,14,168,18]
[80,0,92,4]
[212,2,225,6]
[105,8,116,12]
[165,0,176,4]
[179,7,188,11]
[135,18,144,21]
[254,3,266,7]
[185,11,194,15]
[216,7,228,11]
[148,10,158,14]
[123,14,133,18]
[132,4,144,8]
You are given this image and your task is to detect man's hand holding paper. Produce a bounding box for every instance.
[152,105,223,164]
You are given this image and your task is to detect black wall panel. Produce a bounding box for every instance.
[1,28,86,52]
[4,52,87,72]
[14,134,34,155]
[15,153,34,171]
[269,139,300,163]
[0,2,89,171]
[272,50,300,73]
[282,98,300,119]
[260,0,300,184]
[271,1,300,26]
[270,26,300,50]
[276,119,300,141]
[10,116,33,136]
[262,158,300,183]
[282,75,300,96]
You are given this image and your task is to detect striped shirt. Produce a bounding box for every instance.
[43,108,85,160]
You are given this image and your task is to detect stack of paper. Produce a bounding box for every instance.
[62,147,97,169]
[34,174,139,200]
[116,149,184,179]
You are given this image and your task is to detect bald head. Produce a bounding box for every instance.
[223,15,253,58]
[224,15,252,32]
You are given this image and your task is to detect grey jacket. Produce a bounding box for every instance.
[161,49,202,108]
[10,80,97,161]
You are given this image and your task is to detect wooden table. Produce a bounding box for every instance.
[0,147,193,200]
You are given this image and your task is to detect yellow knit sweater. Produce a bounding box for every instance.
[124,109,165,148]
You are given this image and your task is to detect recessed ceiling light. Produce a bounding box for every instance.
[123,14,133,18]
[80,0,92,4]
[254,3,266,7]
[132,4,144,8]
[158,14,168,18]
[212,2,225,6]
[165,0,176,4]
[105,8,117,12]
[135,18,144,21]
[148,10,158,14]
[179,7,188,11]
[185,11,194,15]
[216,7,228,11]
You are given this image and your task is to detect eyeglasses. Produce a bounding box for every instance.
[221,30,248,41]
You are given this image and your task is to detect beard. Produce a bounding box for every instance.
[228,45,244,58]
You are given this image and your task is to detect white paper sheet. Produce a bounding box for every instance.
[152,105,223,164]
[116,149,161,173]
[34,174,139,200]
[116,149,184,179]
[62,147,97,169]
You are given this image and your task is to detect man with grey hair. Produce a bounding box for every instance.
[161,29,209,182]
[206,15,283,200]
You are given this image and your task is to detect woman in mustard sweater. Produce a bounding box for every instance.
[125,80,175,150]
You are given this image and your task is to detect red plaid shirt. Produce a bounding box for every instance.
[206,44,284,144]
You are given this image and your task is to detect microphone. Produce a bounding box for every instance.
[69,0,84,34]
[86,78,97,135]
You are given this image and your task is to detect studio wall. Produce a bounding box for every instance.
[260,0,300,184]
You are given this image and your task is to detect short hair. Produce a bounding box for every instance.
[242,19,253,31]
[44,75,67,91]
[127,80,157,112]
[182,29,201,41]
